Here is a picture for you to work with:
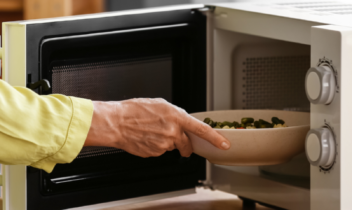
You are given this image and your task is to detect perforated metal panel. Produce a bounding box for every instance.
[241,56,310,111]
[277,1,352,15]
[52,56,172,101]
[76,147,124,159]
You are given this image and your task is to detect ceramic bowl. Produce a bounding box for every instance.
[189,110,310,166]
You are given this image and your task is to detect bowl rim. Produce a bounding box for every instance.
[212,124,310,131]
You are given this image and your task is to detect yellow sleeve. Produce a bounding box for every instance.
[0,79,94,173]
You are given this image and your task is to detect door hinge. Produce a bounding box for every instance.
[198,180,214,190]
[198,6,215,13]
[29,79,51,91]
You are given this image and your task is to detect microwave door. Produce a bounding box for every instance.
[206,2,352,210]
[2,5,208,210]
[205,4,312,210]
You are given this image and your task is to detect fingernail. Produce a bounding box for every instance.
[221,142,230,150]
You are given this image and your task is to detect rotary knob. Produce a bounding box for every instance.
[305,66,336,104]
[305,128,336,168]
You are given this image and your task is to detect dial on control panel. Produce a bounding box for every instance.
[305,128,336,168]
[305,66,336,105]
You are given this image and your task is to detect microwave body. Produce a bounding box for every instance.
[1,1,352,210]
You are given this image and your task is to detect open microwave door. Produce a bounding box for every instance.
[1,5,209,210]
[202,2,316,210]
[204,2,352,210]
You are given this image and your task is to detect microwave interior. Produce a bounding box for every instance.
[211,28,311,190]
[15,6,311,210]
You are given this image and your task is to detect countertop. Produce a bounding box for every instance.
[0,188,275,210]
[103,188,274,210]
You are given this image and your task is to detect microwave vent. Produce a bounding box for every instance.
[77,147,124,159]
[294,4,351,9]
[276,1,352,15]
[334,11,352,14]
[241,56,310,111]
[277,2,334,6]
[314,7,352,11]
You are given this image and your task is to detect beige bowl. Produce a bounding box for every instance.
[189,110,310,166]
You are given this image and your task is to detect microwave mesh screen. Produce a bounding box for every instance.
[76,147,124,159]
[52,56,172,102]
[240,56,310,111]
[51,56,172,158]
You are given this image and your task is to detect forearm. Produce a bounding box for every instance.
[0,80,93,173]
[85,101,122,148]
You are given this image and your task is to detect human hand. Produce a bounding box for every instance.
[84,98,231,158]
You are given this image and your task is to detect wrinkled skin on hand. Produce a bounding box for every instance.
[85,98,231,158]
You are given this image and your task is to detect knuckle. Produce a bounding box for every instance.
[180,150,192,157]
[195,123,211,136]
[154,98,167,103]
[165,128,179,139]
[179,108,188,114]
[168,142,176,150]
[153,151,164,157]
[140,154,149,158]
[184,152,192,157]
[176,108,188,117]
[159,143,171,151]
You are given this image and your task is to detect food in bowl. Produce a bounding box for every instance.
[189,110,310,165]
[203,117,288,129]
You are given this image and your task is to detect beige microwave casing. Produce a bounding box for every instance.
[1,1,352,210]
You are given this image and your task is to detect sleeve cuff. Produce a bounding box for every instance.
[30,97,94,173]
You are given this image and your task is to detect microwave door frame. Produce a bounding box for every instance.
[25,4,206,86]
[38,22,189,90]
[2,4,209,210]
[35,9,207,210]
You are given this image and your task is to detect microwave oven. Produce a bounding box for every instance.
[1,1,352,210]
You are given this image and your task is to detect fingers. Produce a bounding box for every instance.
[175,132,193,157]
[181,114,231,150]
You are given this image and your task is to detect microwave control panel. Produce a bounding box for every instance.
[307,25,352,210]
[305,58,338,105]
[305,123,336,171]
[305,57,338,171]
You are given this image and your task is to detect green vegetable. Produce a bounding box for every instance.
[254,121,260,128]
[260,124,273,128]
[215,122,222,128]
[203,117,286,129]
[258,119,274,128]
[271,117,280,125]
[271,117,285,125]
[204,118,211,124]
[222,121,234,128]
[239,123,246,128]
[259,119,271,125]
[233,121,240,128]
[241,117,254,124]
[203,118,216,128]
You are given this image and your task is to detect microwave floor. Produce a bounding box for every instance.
[106,188,278,210]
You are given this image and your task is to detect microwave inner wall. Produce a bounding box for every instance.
[212,29,310,112]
